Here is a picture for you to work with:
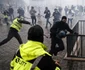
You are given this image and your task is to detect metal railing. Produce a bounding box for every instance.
[64,20,85,70]
[66,20,85,58]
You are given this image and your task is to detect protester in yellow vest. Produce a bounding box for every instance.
[10,25,61,70]
[0,16,31,46]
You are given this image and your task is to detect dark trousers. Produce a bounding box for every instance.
[49,36,65,55]
[0,28,23,46]
[31,16,36,25]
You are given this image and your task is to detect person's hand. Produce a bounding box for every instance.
[55,61,60,66]
[54,60,60,66]
[54,60,61,69]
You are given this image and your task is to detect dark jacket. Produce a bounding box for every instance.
[44,10,51,18]
[53,11,61,21]
[50,21,74,37]
[38,54,61,70]
[8,7,14,15]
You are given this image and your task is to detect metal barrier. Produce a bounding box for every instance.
[64,20,85,70]
[65,20,85,58]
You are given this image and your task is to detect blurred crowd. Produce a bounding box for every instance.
[0,4,85,28]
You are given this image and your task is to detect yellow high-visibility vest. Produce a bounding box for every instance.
[55,67,61,70]
[10,18,22,32]
[10,40,51,70]
[20,40,51,61]
[10,56,40,70]
[10,40,60,70]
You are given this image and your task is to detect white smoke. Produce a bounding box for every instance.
[23,0,84,7]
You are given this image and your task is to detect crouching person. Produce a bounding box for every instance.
[10,25,61,70]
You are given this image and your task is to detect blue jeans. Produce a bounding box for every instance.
[46,18,51,28]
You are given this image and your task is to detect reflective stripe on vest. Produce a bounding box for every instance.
[10,56,40,70]
[10,18,22,32]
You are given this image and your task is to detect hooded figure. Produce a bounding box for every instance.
[28,25,44,43]
[10,25,61,70]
